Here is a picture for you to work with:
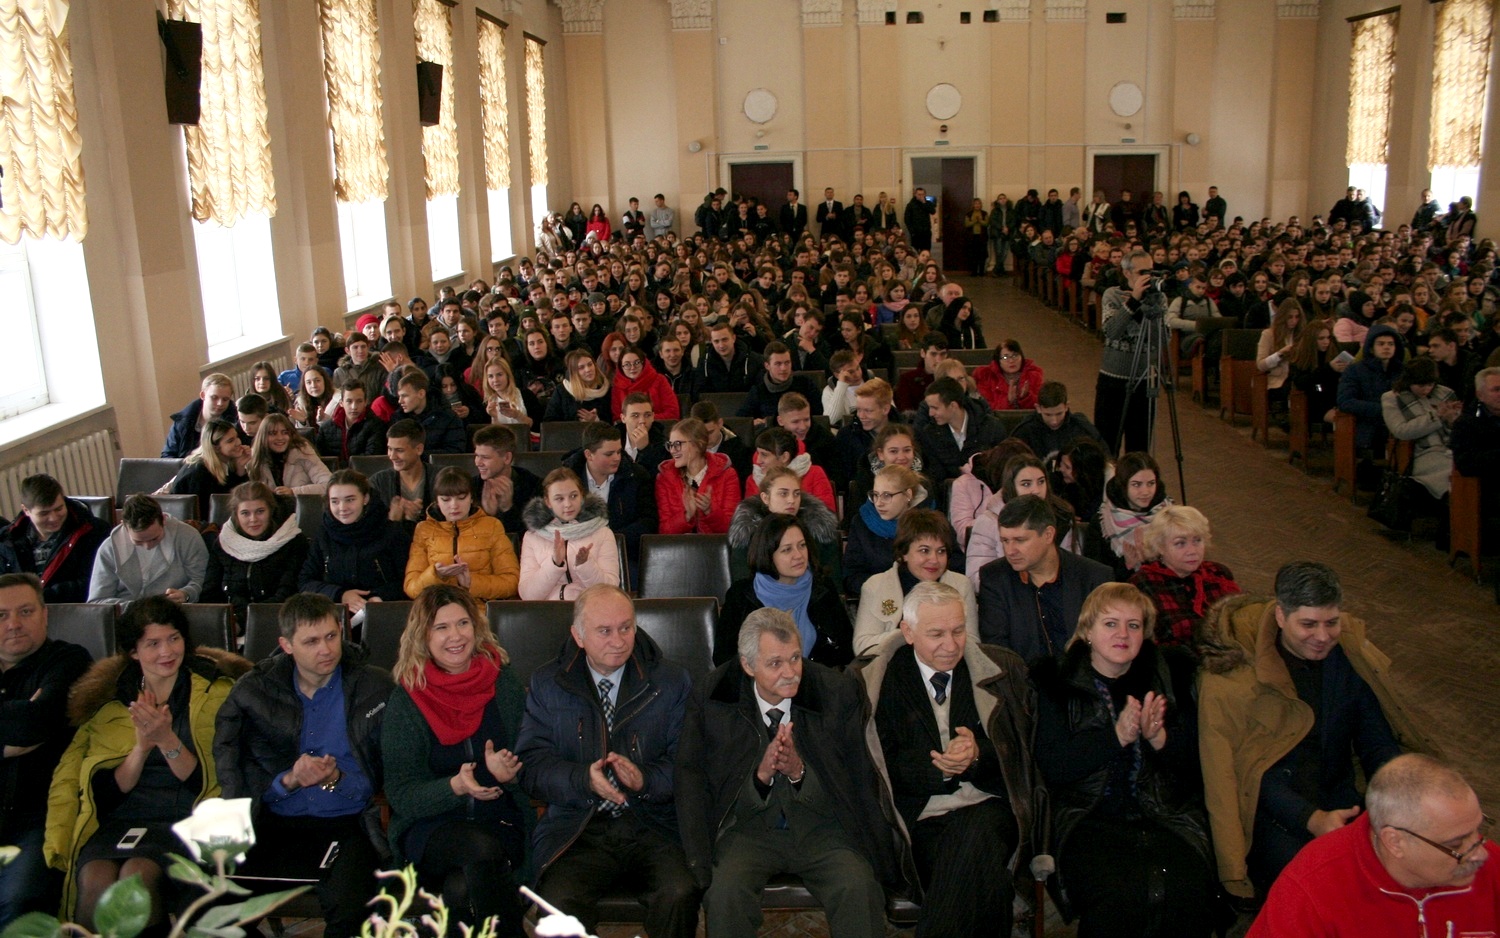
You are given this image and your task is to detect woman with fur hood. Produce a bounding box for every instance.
[728,465,841,582]
[517,468,620,600]
[45,596,251,928]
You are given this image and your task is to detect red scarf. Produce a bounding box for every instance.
[405,653,500,746]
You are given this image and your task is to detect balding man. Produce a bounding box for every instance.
[515,585,699,938]
[1249,755,1497,936]
[856,581,1040,938]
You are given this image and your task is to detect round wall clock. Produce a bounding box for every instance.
[743,88,778,124]
[1109,81,1144,118]
[925,83,962,121]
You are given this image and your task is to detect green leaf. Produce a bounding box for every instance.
[95,875,152,938]
[0,846,21,866]
[185,927,246,938]
[195,906,242,930]
[223,887,312,926]
[0,912,62,938]
[219,879,252,897]
[167,855,212,888]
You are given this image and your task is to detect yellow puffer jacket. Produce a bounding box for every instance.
[1193,595,1433,897]
[44,648,249,916]
[403,506,519,600]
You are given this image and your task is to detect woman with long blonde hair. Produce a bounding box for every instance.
[482,357,539,430]
[543,348,613,423]
[248,413,331,497]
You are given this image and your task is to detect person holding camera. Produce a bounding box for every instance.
[1095,249,1169,455]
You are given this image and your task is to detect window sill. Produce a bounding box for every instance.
[205,334,292,371]
[0,401,111,450]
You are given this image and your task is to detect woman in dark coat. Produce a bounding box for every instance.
[298,470,411,617]
[202,482,308,627]
[716,512,852,668]
[940,297,986,351]
[1029,582,1216,938]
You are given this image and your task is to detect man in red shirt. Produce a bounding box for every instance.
[1249,754,1498,937]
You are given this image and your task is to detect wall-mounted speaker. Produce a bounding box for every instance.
[157,15,202,126]
[417,62,443,127]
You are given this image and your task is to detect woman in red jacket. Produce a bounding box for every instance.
[611,345,680,419]
[584,204,612,243]
[656,417,740,534]
[974,338,1046,410]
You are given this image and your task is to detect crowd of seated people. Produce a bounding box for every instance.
[4,182,1498,938]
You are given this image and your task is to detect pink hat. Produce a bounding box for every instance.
[355,313,381,331]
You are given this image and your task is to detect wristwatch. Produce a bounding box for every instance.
[321,770,342,793]
[162,746,182,760]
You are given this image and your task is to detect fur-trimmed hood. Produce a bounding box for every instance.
[727,493,840,549]
[67,647,252,726]
[1192,593,1267,675]
[521,492,609,532]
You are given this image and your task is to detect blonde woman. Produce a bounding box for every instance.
[166,418,249,519]
[483,356,540,430]
[543,349,613,423]
[248,413,331,497]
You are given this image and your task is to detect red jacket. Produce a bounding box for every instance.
[611,360,681,420]
[974,358,1045,411]
[1248,812,1500,938]
[744,456,837,514]
[656,451,740,534]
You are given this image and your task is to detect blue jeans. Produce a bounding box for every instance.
[0,826,58,928]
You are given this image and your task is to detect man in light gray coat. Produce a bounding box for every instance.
[88,494,207,604]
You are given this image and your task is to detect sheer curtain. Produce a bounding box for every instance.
[319,0,388,203]
[525,36,548,188]
[414,0,459,199]
[1428,0,1493,171]
[1345,12,1398,167]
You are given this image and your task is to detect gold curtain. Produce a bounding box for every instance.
[414,0,458,199]
[525,36,547,187]
[1429,0,1494,170]
[166,0,277,225]
[1345,12,1397,167]
[477,17,510,191]
[318,0,388,203]
[0,0,87,243]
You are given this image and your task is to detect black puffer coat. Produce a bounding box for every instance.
[203,517,309,626]
[298,496,411,601]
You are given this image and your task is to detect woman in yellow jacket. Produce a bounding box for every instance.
[403,467,520,600]
[45,597,250,926]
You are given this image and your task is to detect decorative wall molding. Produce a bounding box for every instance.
[801,0,845,28]
[1173,0,1214,19]
[993,0,1032,21]
[1045,0,1085,22]
[856,0,894,26]
[553,0,603,34]
[1277,0,1319,18]
[670,0,711,30]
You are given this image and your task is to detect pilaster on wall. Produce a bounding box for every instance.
[801,0,844,28]
[554,0,609,210]
[856,7,900,194]
[1384,2,1436,232]
[801,1,854,203]
[1172,17,1215,198]
[1269,16,1316,221]
[670,0,716,216]
[379,0,434,304]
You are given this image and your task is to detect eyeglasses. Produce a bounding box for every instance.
[666,440,687,452]
[998,353,1021,362]
[868,490,907,503]
[621,359,643,371]
[1390,816,1492,864]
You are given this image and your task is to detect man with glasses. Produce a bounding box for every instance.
[1249,754,1496,936]
[1197,562,1412,903]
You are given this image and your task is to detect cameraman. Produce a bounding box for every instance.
[1095,249,1168,455]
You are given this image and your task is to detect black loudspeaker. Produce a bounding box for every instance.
[157,15,202,126]
[417,61,443,127]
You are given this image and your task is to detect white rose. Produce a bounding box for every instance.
[172,797,256,864]
[532,913,594,938]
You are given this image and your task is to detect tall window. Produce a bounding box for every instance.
[415,0,461,279]
[478,15,513,262]
[319,0,392,309]
[525,36,549,226]
[1345,10,1397,213]
[167,0,283,358]
[1428,0,1493,207]
[0,0,104,428]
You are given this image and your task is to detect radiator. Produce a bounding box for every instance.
[0,428,119,517]
[225,355,291,397]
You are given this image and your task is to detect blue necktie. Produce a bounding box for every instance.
[931,671,950,705]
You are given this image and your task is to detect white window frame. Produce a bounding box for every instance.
[427,194,462,281]
[529,184,548,240]
[0,241,50,420]
[1347,163,1389,223]
[192,213,284,360]
[1430,166,1482,216]
[337,198,393,311]
[488,188,513,262]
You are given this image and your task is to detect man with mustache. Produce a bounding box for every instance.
[1249,755,1497,936]
[1197,562,1415,904]
[677,608,895,938]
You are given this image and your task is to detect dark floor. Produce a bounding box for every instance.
[281,273,1499,938]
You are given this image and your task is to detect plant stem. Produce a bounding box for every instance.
[165,854,230,938]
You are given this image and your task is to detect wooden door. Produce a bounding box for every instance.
[729,162,795,215]
[1092,154,1157,203]
[939,157,975,272]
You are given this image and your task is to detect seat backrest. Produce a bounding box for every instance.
[634,597,716,681]
[361,601,413,671]
[47,603,116,660]
[722,417,756,446]
[116,458,184,506]
[183,603,235,650]
[1223,328,1263,361]
[892,349,920,372]
[638,534,731,602]
[994,410,1030,435]
[512,451,568,480]
[429,453,476,475]
[698,393,743,417]
[295,493,325,542]
[540,422,591,454]
[615,533,630,589]
[243,603,286,662]
[208,493,233,526]
[950,348,992,368]
[154,494,199,523]
[75,496,115,527]
[348,455,391,478]
[489,600,574,688]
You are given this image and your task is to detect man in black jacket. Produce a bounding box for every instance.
[0,573,91,927]
[904,189,936,252]
[779,189,808,239]
[162,373,238,458]
[516,586,699,938]
[977,497,1112,663]
[0,474,107,604]
[315,383,388,463]
[696,321,764,393]
[919,378,1009,486]
[564,425,657,589]
[1009,381,1106,466]
[815,188,845,242]
[472,424,542,534]
[677,608,895,938]
[213,593,394,938]
[736,344,823,425]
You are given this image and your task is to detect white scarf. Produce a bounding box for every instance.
[217,514,302,562]
[752,452,812,488]
[539,515,609,542]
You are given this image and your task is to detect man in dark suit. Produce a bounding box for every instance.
[779,189,808,239]
[918,377,1010,486]
[904,188,936,252]
[815,188,845,242]
[977,496,1113,663]
[564,424,657,589]
[677,608,895,938]
[856,581,1041,938]
[843,193,873,241]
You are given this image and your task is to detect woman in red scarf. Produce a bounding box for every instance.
[382,585,533,936]
[1128,505,1240,648]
